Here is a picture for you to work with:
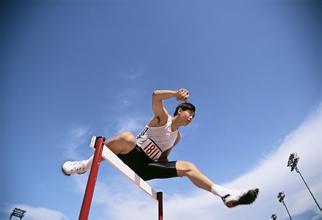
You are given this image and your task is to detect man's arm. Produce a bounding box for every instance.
[150,89,189,127]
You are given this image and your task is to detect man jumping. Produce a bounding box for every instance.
[62,88,259,208]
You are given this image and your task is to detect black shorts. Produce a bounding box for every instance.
[117,145,178,181]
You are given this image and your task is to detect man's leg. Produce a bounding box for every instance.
[176,161,214,191]
[176,161,259,208]
[61,132,137,175]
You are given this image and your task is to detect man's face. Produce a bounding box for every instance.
[178,109,195,126]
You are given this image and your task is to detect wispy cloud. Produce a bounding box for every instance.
[61,126,91,159]
[69,104,322,220]
[114,115,148,134]
[126,71,145,80]
[102,85,150,135]
[9,205,69,220]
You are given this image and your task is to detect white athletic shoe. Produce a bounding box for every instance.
[61,160,88,176]
[222,188,259,208]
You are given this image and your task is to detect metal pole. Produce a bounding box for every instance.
[79,136,105,220]
[157,192,163,220]
[282,201,292,220]
[296,168,322,211]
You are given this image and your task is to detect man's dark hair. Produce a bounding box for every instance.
[174,102,196,116]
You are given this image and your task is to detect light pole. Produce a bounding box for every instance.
[287,153,322,211]
[271,213,277,220]
[277,192,292,220]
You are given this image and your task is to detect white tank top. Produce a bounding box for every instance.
[136,115,178,160]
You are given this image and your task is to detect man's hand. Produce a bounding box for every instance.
[176,88,189,102]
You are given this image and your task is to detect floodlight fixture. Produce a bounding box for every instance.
[9,208,26,220]
[287,153,295,167]
[277,192,285,203]
[271,213,277,220]
[287,153,299,172]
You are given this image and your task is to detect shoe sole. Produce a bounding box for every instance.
[226,188,259,208]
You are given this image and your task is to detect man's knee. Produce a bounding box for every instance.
[176,161,197,176]
[106,131,137,154]
[119,132,137,146]
[116,131,137,154]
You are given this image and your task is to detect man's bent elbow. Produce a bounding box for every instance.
[152,90,159,97]
[152,90,162,101]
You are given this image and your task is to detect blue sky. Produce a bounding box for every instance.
[1,0,321,219]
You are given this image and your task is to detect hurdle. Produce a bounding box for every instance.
[79,136,163,220]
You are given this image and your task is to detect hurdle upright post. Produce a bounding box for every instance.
[157,192,163,220]
[79,136,105,220]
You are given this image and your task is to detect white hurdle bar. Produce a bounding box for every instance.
[79,136,163,220]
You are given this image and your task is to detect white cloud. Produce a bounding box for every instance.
[70,105,322,220]
[10,205,69,220]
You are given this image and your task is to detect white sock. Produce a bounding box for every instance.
[211,184,242,198]
[82,155,94,171]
